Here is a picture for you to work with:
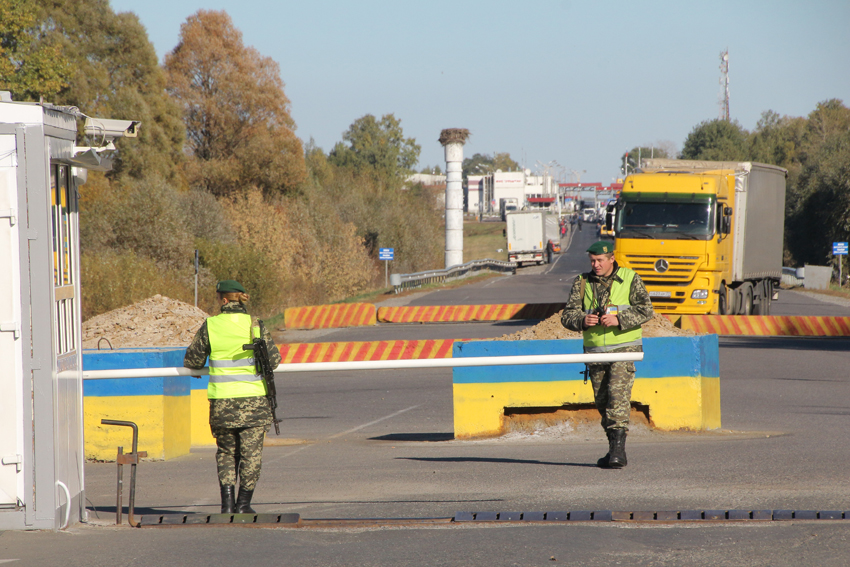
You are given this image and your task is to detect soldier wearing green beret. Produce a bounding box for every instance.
[561,241,654,468]
[184,280,281,514]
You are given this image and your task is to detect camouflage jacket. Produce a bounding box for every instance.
[184,302,282,430]
[561,262,654,334]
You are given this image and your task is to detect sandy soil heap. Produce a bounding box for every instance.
[82,295,210,349]
[494,311,694,341]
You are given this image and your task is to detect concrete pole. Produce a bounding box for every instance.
[439,128,470,269]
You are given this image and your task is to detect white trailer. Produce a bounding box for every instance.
[506,210,559,265]
[0,94,132,530]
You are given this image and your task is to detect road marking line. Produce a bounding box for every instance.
[268,405,421,461]
[328,405,420,439]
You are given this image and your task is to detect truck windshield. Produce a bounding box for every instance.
[616,197,715,240]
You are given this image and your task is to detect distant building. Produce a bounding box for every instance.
[466,169,558,215]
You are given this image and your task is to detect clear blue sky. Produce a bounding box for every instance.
[111,0,849,183]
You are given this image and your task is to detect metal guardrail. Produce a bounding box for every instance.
[781,266,804,287]
[390,259,516,294]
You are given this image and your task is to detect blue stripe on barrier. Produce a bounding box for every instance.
[452,336,719,384]
[83,348,191,397]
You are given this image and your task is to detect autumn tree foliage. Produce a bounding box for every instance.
[0,0,71,101]
[165,10,305,197]
[329,114,420,183]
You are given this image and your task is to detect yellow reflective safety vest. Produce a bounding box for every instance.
[206,313,267,399]
[582,267,642,352]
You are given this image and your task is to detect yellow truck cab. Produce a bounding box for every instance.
[614,160,787,316]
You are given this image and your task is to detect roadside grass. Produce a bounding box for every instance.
[791,283,850,300]
[462,220,507,263]
[338,272,504,305]
[277,220,509,313]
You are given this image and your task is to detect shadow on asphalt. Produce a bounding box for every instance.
[370,433,454,442]
[720,337,850,352]
[398,456,598,468]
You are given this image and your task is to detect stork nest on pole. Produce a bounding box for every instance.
[438,128,470,146]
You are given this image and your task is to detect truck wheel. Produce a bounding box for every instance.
[718,285,729,315]
[754,280,772,316]
[740,283,754,315]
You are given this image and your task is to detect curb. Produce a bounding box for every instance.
[279,339,459,363]
[377,303,565,323]
[284,303,376,330]
[668,315,850,336]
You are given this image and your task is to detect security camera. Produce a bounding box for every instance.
[84,117,141,140]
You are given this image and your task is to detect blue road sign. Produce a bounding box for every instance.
[379,247,394,261]
[834,242,849,255]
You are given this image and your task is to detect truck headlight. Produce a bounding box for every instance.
[691,289,709,299]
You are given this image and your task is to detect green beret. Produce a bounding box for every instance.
[216,280,246,294]
[586,241,614,255]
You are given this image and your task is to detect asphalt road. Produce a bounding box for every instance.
[3,227,849,566]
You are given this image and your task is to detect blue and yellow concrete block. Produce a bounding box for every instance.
[83,349,191,460]
[452,336,720,438]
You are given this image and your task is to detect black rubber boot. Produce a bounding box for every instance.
[236,487,256,514]
[607,429,628,468]
[220,484,236,514]
[597,430,614,468]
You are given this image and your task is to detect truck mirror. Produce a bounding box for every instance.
[605,212,613,231]
[722,216,732,234]
[724,206,733,216]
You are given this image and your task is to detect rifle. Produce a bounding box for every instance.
[243,338,282,435]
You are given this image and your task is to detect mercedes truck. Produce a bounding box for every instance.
[611,159,787,316]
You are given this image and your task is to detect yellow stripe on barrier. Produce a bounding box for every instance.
[377,303,565,323]
[284,303,377,330]
[278,339,459,363]
[672,315,850,336]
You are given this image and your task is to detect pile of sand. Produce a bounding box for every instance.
[494,311,695,341]
[82,295,210,349]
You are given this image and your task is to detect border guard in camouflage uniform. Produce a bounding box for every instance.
[184,280,281,513]
[561,241,654,468]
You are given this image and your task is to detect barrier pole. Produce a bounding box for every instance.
[66,352,644,380]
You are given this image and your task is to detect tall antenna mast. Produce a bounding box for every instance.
[719,49,730,121]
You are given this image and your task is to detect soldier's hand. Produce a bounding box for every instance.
[600,313,619,328]
[584,313,600,327]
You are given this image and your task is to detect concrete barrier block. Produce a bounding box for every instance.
[83,349,191,460]
[377,303,565,323]
[679,315,850,336]
[284,303,376,329]
[452,336,720,439]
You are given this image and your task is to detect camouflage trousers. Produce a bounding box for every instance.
[586,345,641,431]
[212,426,266,490]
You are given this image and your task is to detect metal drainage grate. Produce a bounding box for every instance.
[139,513,301,527]
[453,510,850,522]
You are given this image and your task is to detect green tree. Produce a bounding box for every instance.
[619,146,670,172]
[680,119,749,161]
[328,113,420,182]
[27,0,185,182]
[0,0,71,101]
[462,152,519,179]
[748,110,806,170]
[784,100,850,266]
[165,9,305,197]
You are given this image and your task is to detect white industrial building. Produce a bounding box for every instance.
[465,170,557,215]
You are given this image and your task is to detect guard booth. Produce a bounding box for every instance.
[0,94,129,530]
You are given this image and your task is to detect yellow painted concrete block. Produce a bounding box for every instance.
[191,389,216,447]
[85,395,191,461]
[453,376,721,439]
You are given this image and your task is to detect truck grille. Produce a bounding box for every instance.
[621,255,701,282]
